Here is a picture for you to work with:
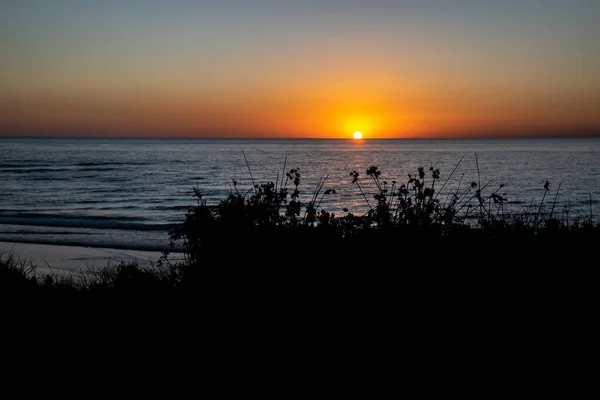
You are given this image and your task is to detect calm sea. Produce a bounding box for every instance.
[1,137,599,252]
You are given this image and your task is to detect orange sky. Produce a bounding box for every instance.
[2,1,599,139]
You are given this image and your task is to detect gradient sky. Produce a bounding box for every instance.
[1,0,599,138]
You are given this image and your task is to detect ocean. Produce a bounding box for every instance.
[1,137,599,253]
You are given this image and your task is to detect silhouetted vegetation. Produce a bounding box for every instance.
[168,161,599,270]
[3,160,599,311]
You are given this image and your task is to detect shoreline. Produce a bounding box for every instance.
[0,241,176,275]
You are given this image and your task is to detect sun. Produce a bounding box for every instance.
[353,131,363,140]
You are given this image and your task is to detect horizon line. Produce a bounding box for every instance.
[2,135,600,140]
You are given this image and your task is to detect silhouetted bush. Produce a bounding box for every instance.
[168,163,599,272]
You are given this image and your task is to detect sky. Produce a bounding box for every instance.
[1,0,599,139]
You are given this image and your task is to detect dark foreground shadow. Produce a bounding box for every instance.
[3,236,596,339]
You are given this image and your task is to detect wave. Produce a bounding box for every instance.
[29,176,72,181]
[153,205,192,211]
[0,163,49,168]
[1,161,154,173]
[0,237,183,254]
[0,212,178,232]
[76,161,152,167]
[1,166,117,173]
[1,167,75,173]
[97,176,130,182]
[2,160,187,170]
[0,230,85,235]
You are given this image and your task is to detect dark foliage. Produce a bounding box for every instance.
[3,163,599,316]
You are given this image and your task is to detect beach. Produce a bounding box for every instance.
[0,241,168,276]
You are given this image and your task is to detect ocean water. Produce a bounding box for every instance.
[1,137,599,252]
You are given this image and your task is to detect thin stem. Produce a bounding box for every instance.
[434,155,464,201]
[458,179,494,217]
[389,181,397,208]
[443,172,464,210]
[280,156,287,191]
[475,153,483,220]
[549,182,562,219]
[535,183,549,227]
[355,181,373,211]
[304,175,329,220]
[242,150,256,193]
[314,175,329,206]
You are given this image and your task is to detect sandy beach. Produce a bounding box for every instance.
[0,241,174,276]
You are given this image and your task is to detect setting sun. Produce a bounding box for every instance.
[353,131,363,140]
